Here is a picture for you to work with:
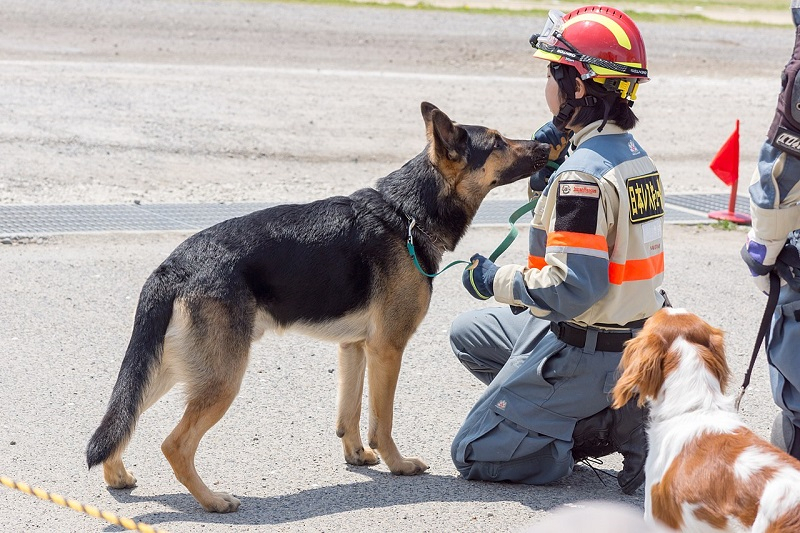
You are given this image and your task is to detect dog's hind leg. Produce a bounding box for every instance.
[160,298,251,513]
[336,341,379,466]
[161,387,243,513]
[102,452,138,489]
[101,320,183,490]
[102,367,177,489]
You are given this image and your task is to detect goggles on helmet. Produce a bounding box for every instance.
[535,9,566,48]
[530,9,648,81]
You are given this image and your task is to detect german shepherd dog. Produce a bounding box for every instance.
[86,102,549,513]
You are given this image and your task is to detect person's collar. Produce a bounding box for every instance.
[570,120,625,148]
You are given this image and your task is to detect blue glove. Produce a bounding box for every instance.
[741,240,773,294]
[462,254,498,300]
[529,167,554,195]
[530,121,573,193]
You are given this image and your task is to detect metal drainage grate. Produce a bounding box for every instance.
[0,194,741,238]
[0,202,275,237]
[476,198,715,226]
[665,193,749,215]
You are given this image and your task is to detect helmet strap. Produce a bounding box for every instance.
[597,98,612,133]
[553,96,598,130]
[550,62,599,130]
[552,100,575,131]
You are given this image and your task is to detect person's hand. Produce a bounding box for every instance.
[529,167,553,195]
[740,241,774,295]
[529,121,573,194]
[533,121,572,163]
[462,254,498,300]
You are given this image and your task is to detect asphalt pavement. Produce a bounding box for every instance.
[0,222,775,533]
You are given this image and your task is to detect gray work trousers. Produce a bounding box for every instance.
[769,285,800,426]
[449,306,622,484]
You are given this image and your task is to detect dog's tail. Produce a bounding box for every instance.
[86,271,177,469]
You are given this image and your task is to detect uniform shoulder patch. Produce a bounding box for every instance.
[627,172,664,224]
[772,126,800,158]
[555,180,600,234]
[558,181,600,199]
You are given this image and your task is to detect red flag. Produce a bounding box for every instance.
[709,120,740,186]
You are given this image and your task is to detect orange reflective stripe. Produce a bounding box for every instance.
[608,252,664,285]
[528,255,547,269]
[547,231,608,253]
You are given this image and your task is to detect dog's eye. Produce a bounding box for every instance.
[493,137,506,150]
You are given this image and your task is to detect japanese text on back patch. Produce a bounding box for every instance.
[627,172,663,224]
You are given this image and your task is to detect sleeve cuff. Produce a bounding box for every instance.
[492,264,524,305]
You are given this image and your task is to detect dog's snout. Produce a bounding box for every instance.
[531,141,551,169]
[534,141,550,158]
[511,138,550,163]
[494,139,552,186]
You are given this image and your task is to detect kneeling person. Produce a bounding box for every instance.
[450,5,665,494]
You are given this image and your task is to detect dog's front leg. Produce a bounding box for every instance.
[365,339,428,475]
[336,341,379,466]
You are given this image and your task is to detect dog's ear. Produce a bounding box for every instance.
[420,101,439,121]
[611,332,666,408]
[422,104,467,163]
[701,325,730,394]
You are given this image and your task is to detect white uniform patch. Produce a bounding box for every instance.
[558,182,600,198]
[642,218,662,243]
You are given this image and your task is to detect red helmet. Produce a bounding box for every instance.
[531,6,648,100]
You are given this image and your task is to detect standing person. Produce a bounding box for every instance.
[741,1,800,460]
[450,5,666,494]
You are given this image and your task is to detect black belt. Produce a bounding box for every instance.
[549,321,640,352]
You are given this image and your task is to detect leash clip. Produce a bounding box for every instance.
[405,214,469,278]
[406,215,416,245]
[734,386,745,412]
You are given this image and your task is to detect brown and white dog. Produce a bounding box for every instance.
[612,308,800,532]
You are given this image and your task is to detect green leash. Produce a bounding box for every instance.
[406,198,538,278]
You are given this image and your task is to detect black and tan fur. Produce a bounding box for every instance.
[86,102,549,512]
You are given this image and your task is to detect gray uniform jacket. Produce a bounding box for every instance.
[450,121,665,484]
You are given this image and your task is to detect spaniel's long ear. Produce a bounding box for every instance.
[611,331,666,409]
[701,325,730,394]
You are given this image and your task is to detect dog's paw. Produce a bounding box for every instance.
[345,446,379,466]
[389,457,429,476]
[104,468,137,489]
[202,492,241,513]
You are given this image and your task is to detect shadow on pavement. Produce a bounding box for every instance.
[105,463,642,529]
